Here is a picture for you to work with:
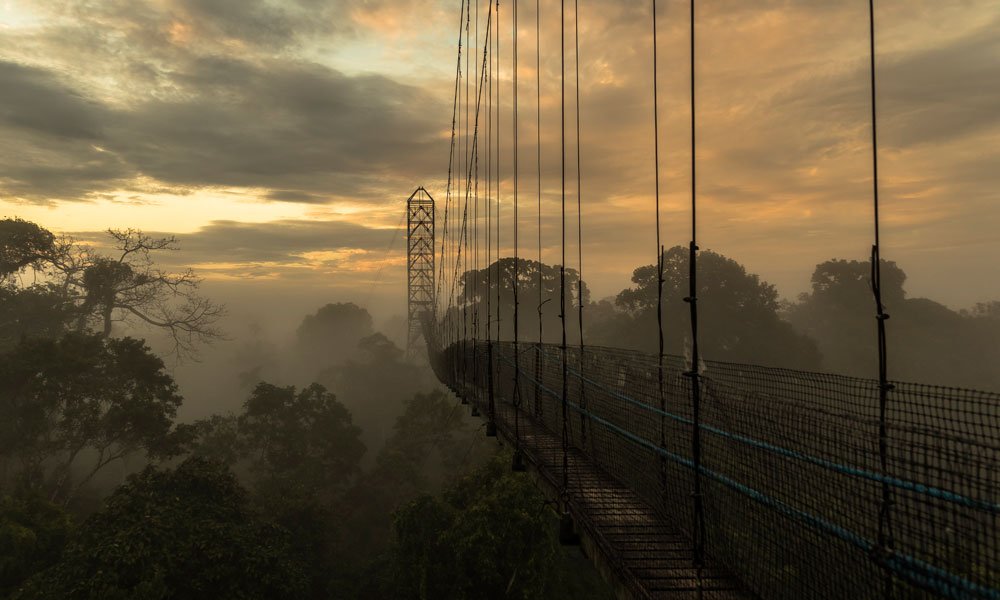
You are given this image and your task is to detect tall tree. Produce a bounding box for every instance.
[341,390,487,561]
[455,257,587,345]
[13,458,309,600]
[0,219,224,359]
[316,333,437,463]
[75,229,225,355]
[788,258,1000,389]
[385,454,561,600]
[598,246,822,370]
[0,333,184,503]
[238,382,366,504]
[294,302,375,376]
[0,219,56,279]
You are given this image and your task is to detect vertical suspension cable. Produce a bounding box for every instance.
[512,0,523,463]
[486,0,494,420]
[465,0,482,389]
[574,0,587,448]
[488,0,500,438]
[868,1,895,596]
[652,0,668,504]
[473,0,481,401]
[463,2,472,389]
[684,0,706,587]
[534,0,544,419]
[559,0,569,496]
[450,2,495,403]
[496,0,502,348]
[440,0,466,352]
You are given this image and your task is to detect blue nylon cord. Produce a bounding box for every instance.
[496,351,1000,600]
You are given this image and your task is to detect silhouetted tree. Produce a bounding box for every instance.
[0,220,224,359]
[78,229,225,355]
[0,219,56,279]
[238,382,366,504]
[788,258,1000,389]
[0,333,184,503]
[0,284,76,353]
[294,302,375,376]
[180,382,369,599]
[592,246,821,370]
[454,257,587,345]
[316,333,437,461]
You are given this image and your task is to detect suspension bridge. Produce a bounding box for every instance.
[406,1,1000,598]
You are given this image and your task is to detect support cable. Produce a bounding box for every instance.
[486,0,503,437]
[486,0,495,420]
[559,0,570,505]
[462,0,472,391]
[447,1,495,372]
[868,1,896,597]
[437,0,465,335]
[472,0,481,404]
[534,0,544,419]
[447,7,493,315]
[574,0,587,450]
[555,0,578,547]
[683,0,707,587]
[512,0,525,470]
[652,0,669,514]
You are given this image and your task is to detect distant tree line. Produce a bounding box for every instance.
[448,248,1000,391]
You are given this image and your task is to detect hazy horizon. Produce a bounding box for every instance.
[2,0,999,315]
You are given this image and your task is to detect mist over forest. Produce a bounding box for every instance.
[2,216,997,598]
[0,218,617,599]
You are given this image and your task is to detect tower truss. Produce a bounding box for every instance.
[406,187,435,360]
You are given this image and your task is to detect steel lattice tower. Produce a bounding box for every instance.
[406,187,435,361]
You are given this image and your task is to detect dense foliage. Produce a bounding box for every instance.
[13,458,309,600]
[0,333,184,503]
[386,454,560,599]
[4,216,999,599]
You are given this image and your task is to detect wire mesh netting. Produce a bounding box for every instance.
[427,332,1000,600]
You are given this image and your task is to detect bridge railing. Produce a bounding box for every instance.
[430,335,1000,600]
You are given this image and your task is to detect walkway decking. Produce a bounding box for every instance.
[453,381,753,600]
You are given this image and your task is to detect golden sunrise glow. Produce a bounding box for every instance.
[0,0,997,311]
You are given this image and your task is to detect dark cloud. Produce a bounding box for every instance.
[0,61,136,202]
[108,57,445,193]
[265,190,327,203]
[880,22,1000,147]
[0,61,106,140]
[0,53,446,203]
[162,218,398,265]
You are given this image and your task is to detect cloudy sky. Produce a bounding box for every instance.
[2,0,998,322]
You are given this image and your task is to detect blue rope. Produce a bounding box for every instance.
[497,353,1000,600]
[560,361,1000,514]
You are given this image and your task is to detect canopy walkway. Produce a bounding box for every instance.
[427,338,1000,600]
[416,0,1000,597]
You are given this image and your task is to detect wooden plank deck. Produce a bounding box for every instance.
[454,384,754,600]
